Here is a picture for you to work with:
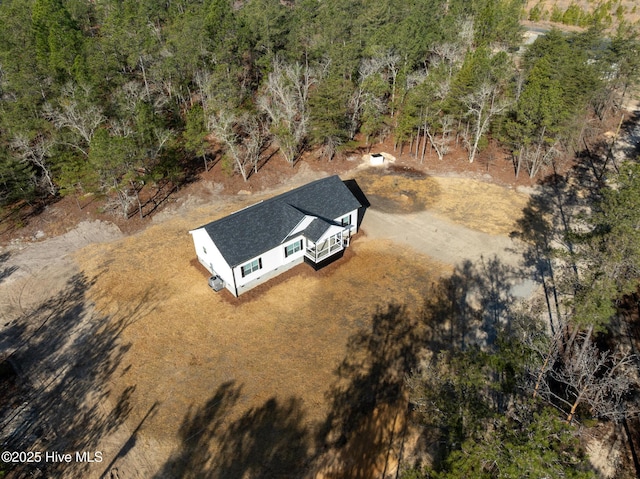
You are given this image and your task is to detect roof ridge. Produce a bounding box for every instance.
[191,175,361,267]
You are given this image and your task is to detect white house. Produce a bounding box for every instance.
[189,175,363,297]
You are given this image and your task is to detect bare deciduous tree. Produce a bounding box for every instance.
[347,58,385,140]
[430,43,465,80]
[208,111,245,180]
[538,335,636,423]
[119,81,147,114]
[528,326,564,400]
[462,83,510,164]
[258,59,315,166]
[42,83,106,157]
[424,115,453,161]
[382,51,401,117]
[10,134,56,195]
[519,131,562,179]
[244,115,268,174]
[106,178,138,219]
[208,112,267,181]
[421,80,453,162]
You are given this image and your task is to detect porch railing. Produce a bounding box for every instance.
[305,242,343,262]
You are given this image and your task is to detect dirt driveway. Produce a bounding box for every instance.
[361,208,520,267]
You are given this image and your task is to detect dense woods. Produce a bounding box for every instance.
[1,0,640,476]
[0,0,637,218]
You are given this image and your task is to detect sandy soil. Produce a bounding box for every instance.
[0,220,123,320]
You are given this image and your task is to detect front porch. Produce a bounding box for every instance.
[305,229,350,263]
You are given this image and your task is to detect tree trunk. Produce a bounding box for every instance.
[140,56,151,100]
[421,123,428,162]
[533,347,554,399]
[566,390,585,423]
[132,180,143,219]
[425,128,444,161]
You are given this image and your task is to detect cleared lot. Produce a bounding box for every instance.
[1,169,529,477]
[75,216,447,477]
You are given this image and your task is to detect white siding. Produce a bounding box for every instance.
[191,204,360,297]
[335,209,359,233]
[234,236,306,292]
[189,229,234,294]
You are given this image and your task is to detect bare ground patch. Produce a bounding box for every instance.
[351,167,528,236]
[428,177,529,236]
[350,167,441,214]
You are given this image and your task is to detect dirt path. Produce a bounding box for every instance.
[361,208,536,299]
[0,220,123,318]
[361,209,521,267]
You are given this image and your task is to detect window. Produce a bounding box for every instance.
[340,214,351,226]
[285,240,302,258]
[241,258,262,277]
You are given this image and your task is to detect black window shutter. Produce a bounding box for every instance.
[241,266,246,278]
[285,247,289,258]
[258,258,262,269]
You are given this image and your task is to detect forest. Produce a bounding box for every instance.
[0,0,637,217]
[2,0,640,477]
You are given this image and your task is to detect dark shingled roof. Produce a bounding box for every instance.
[301,217,334,243]
[197,175,361,267]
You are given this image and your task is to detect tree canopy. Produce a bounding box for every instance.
[0,0,637,217]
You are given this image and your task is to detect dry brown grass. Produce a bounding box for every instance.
[429,177,529,236]
[74,198,449,474]
[351,168,527,236]
[71,169,529,475]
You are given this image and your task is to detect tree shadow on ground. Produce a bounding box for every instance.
[0,251,18,285]
[153,263,521,479]
[313,303,427,479]
[152,303,427,479]
[180,147,222,185]
[402,253,545,472]
[154,381,312,479]
[510,165,597,335]
[511,145,632,335]
[617,110,640,162]
[423,256,518,353]
[0,272,156,478]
